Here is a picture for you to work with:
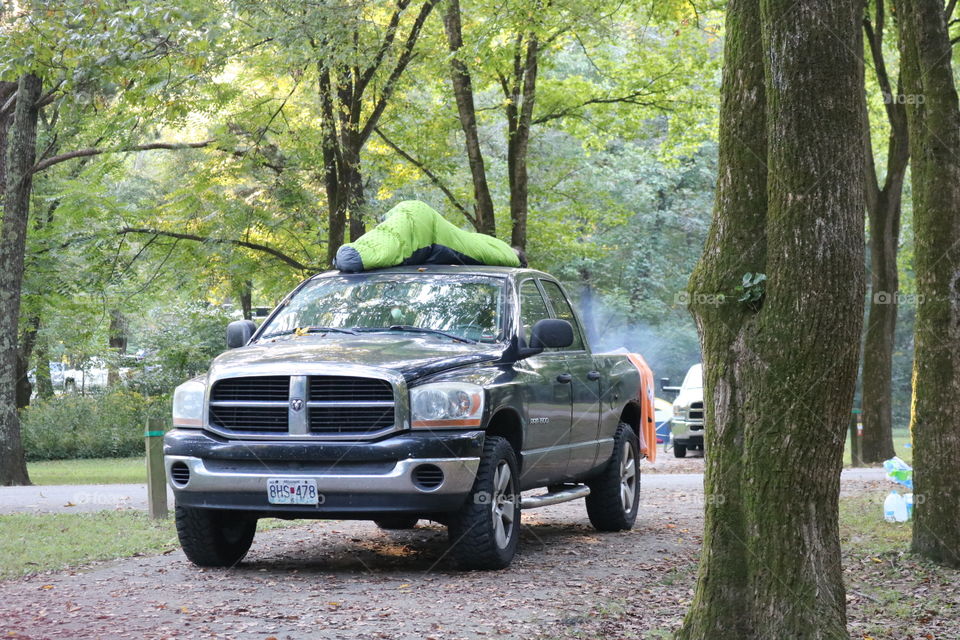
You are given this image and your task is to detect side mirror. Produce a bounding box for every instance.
[660,377,681,395]
[226,320,257,348]
[530,318,574,349]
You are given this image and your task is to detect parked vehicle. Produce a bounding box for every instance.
[669,363,704,458]
[62,356,141,393]
[26,362,65,392]
[63,358,110,393]
[165,266,652,570]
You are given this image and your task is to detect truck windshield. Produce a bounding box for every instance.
[260,274,505,344]
[682,364,703,390]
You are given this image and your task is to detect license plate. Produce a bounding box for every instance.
[267,478,319,505]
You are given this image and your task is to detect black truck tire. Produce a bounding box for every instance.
[448,436,521,570]
[674,443,687,458]
[176,505,257,568]
[586,423,640,532]
[374,516,420,530]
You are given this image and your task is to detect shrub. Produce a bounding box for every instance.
[21,390,171,461]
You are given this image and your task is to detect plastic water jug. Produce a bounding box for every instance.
[884,491,908,523]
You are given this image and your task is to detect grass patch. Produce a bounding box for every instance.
[27,457,147,485]
[0,511,177,579]
[839,493,913,555]
[840,494,960,638]
[0,512,302,580]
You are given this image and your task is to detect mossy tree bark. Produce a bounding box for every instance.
[679,0,865,636]
[895,0,960,568]
[0,74,42,486]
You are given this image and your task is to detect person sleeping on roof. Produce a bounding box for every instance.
[334,200,526,272]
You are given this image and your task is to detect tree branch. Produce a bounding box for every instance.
[117,227,319,271]
[357,0,412,95]
[532,90,667,125]
[358,0,439,146]
[373,127,478,229]
[32,139,216,175]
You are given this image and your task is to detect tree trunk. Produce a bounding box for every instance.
[444,0,496,236]
[861,4,909,464]
[15,316,38,409]
[861,188,901,463]
[237,279,253,320]
[319,67,344,267]
[343,144,366,242]
[506,35,538,252]
[895,0,960,568]
[107,309,128,385]
[0,74,42,487]
[680,0,865,636]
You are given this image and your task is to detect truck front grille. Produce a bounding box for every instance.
[211,376,289,402]
[208,375,396,438]
[688,401,704,421]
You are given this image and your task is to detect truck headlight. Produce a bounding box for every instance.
[410,383,484,428]
[172,378,206,428]
[673,405,685,418]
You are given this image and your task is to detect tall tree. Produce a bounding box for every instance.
[681,0,865,636]
[895,0,960,568]
[0,0,226,485]
[0,74,42,486]
[861,0,908,463]
[382,0,714,252]
[234,0,439,264]
[443,0,496,236]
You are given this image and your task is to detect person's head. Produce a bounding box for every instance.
[513,246,528,268]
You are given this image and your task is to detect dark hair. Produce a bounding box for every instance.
[513,246,528,268]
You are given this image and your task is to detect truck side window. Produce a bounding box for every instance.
[519,280,550,346]
[540,280,585,351]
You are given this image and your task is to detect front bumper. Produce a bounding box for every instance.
[670,418,704,446]
[164,428,483,518]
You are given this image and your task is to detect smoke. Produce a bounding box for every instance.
[582,292,701,390]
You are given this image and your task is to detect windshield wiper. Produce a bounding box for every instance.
[261,326,358,339]
[355,326,476,344]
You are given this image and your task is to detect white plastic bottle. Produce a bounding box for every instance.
[884,491,906,523]
[905,493,914,520]
[894,492,908,522]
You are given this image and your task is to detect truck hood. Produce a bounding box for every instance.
[209,333,503,382]
[673,387,703,410]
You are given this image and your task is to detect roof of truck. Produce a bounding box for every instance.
[315,265,556,280]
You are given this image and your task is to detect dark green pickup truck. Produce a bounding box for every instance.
[166,265,644,570]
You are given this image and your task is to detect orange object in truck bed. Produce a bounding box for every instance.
[625,353,657,463]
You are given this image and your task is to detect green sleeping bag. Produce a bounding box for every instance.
[334,200,521,272]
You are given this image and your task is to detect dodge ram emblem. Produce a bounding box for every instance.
[290,398,304,412]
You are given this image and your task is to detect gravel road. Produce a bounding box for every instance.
[0,457,892,640]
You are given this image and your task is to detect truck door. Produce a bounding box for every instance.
[539,279,603,476]
[517,279,573,487]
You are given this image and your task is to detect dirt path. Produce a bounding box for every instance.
[1,487,702,640]
[2,459,900,640]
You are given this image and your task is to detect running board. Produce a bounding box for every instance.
[521,485,591,509]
